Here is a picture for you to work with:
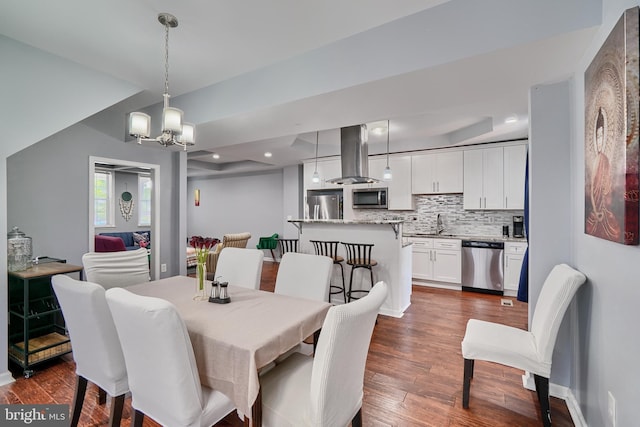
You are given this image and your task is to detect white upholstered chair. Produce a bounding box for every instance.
[274,252,333,302]
[260,281,388,427]
[214,247,264,289]
[105,287,235,427]
[82,247,149,289]
[461,263,586,427]
[51,275,128,427]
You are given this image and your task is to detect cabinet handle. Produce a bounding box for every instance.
[505,196,508,209]
[479,197,482,208]
[433,182,436,192]
[437,182,440,192]
[505,257,509,268]
[433,251,437,262]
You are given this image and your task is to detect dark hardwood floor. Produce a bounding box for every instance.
[0,261,573,426]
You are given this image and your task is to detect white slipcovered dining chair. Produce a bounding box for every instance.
[105,287,235,427]
[273,252,334,360]
[274,252,333,302]
[461,263,586,427]
[82,247,149,289]
[214,247,264,289]
[51,275,128,427]
[260,281,388,427]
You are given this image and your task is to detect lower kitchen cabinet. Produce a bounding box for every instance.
[410,238,461,285]
[504,242,527,296]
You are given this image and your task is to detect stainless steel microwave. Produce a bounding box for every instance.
[352,188,387,209]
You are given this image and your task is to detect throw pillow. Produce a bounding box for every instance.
[133,232,150,247]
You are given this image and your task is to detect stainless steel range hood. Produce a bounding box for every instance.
[326,124,379,185]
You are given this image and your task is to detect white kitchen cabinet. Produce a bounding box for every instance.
[432,239,462,283]
[409,237,461,284]
[411,151,463,194]
[503,145,527,210]
[504,241,527,296]
[303,158,342,190]
[387,156,414,210]
[411,238,433,280]
[463,147,504,210]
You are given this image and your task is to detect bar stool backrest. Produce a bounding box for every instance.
[341,242,375,266]
[278,238,299,255]
[311,240,340,260]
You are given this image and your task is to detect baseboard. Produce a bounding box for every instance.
[522,372,586,427]
[0,371,15,386]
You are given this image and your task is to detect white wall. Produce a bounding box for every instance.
[529,80,575,387]
[282,165,303,239]
[7,123,181,277]
[571,1,640,426]
[187,171,285,250]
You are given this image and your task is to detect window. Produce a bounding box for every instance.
[94,170,114,227]
[138,175,152,226]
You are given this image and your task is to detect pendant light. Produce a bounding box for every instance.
[383,120,393,181]
[128,13,195,151]
[312,131,321,184]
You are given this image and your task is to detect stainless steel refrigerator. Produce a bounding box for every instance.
[306,191,343,220]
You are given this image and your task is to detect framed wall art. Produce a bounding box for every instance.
[584,6,639,245]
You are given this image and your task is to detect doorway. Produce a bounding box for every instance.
[89,156,161,280]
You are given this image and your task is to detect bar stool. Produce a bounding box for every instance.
[310,240,347,303]
[278,238,299,260]
[341,242,377,302]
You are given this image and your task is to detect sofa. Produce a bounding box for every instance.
[98,231,151,251]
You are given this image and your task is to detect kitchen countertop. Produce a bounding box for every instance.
[288,219,404,224]
[403,232,527,243]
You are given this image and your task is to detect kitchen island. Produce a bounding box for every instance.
[288,219,411,317]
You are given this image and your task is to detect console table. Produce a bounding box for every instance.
[8,259,82,378]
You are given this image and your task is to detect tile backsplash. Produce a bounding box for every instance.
[353,194,524,237]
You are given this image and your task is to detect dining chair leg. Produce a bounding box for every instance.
[108,394,125,427]
[351,407,363,427]
[462,358,474,409]
[534,374,551,427]
[131,409,144,427]
[97,386,107,405]
[70,375,88,427]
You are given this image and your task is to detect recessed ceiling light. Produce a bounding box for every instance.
[505,115,518,124]
[367,120,388,135]
[212,153,220,159]
[264,152,272,158]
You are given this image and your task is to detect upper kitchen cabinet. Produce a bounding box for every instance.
[411,151,463,194]
[387,156,414,210]
[463,143,527,210]
[463,147,503,210]
[303,158,342,190]
[503,145,527,210]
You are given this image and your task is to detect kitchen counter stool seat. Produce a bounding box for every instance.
[311,240,347,304]
[341,242,377,302]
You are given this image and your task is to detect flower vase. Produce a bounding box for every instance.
[194,262,207,300]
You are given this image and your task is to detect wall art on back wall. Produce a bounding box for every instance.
[584,6,639,245]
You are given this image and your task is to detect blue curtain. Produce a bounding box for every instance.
[517,150,529,302]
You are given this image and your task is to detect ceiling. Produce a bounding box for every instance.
[1,0,601,178]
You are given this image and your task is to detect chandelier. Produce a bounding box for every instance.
[128,13,195,151]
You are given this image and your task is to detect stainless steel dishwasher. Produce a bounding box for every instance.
[461,240,504,294]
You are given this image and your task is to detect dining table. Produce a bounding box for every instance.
[126,275,332,426]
